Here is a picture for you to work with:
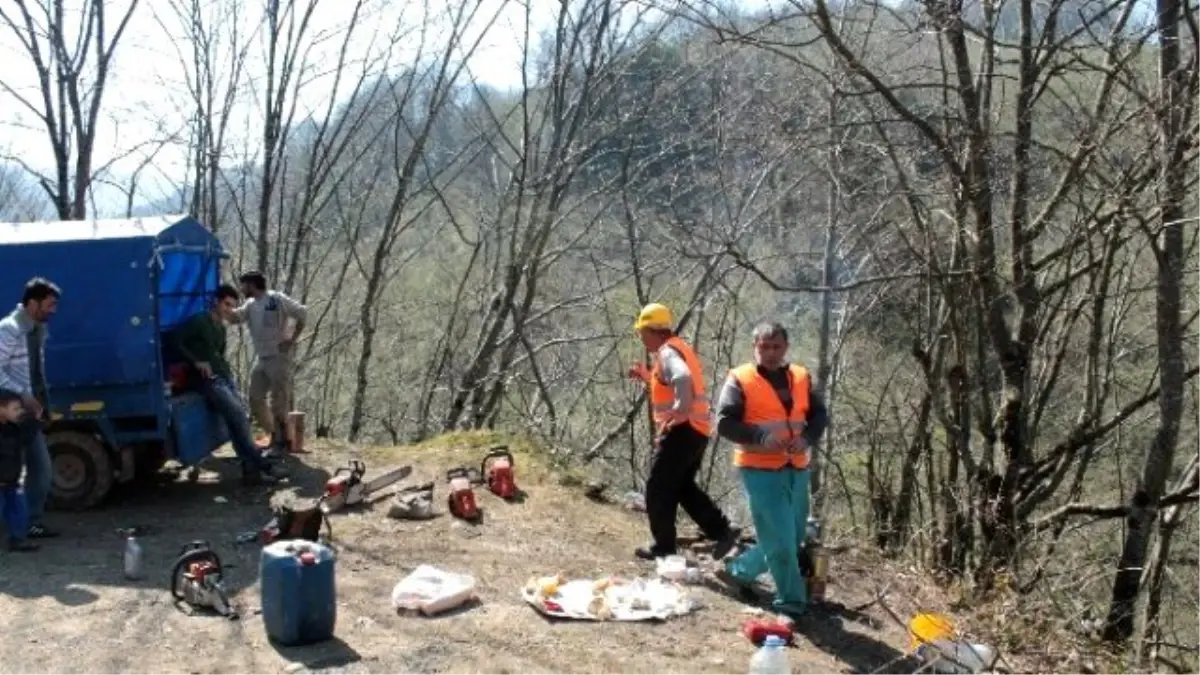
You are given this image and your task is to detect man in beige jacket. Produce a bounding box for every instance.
[232,271,307,455]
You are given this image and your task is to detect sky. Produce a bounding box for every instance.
[0,0,763,216]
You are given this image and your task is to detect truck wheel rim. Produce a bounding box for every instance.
[55,454,87,492]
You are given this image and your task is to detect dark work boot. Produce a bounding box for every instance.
[262,432,291,459]
[710,527,741,561]
[635,544,676,561]
[26,523,59,539]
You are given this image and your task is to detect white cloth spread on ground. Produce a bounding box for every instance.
[521,574,696,621]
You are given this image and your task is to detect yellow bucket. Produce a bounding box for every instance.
[908,612,955,651]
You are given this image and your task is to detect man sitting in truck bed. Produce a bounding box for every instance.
[172,284,285,486]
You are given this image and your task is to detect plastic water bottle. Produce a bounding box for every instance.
[749,635,790,674]
[123,535,143,580]
[917,640,996,674]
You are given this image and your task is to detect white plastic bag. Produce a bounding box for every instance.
[391,564,477,616]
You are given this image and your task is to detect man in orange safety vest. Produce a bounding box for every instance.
[714,321,827,619]
[628,303,738,562]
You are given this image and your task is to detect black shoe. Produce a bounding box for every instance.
[8,539,39,552]
[26,524,59,539]
[635,545,675,561]
[711,528,740,561]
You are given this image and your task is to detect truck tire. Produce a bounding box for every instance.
[47,430,115,511]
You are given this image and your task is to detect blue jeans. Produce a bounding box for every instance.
[726,467,811,613]
[201,377,266,474]
[23,429,52,526]
[1,485,30,542]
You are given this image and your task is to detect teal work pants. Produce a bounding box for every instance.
[725,466,810,614]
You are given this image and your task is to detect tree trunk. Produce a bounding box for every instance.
[1102,0,1188,641]
[811,85,840,518]
[1133,524,1171,667]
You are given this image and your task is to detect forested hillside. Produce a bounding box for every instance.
[0,0,1195,670]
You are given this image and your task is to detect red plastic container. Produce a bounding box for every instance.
[742,617,795,646]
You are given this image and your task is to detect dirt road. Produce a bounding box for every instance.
[0,435,923,674]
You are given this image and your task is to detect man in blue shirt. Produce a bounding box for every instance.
[0,277,61,539]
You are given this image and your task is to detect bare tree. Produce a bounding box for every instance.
[437,0,644,434]
[154,0,254,233]
[0,0,140,219]
[344,0,513,441]
[668,0,1199,595]
[1102,0,1198,643]
[0,161,51,220]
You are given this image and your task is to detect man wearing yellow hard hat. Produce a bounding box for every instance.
[627,303,738,562]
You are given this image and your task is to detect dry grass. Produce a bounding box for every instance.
[0,431,968,674]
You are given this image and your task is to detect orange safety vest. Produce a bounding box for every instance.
[730,363,811,470]
[649,336,712,437]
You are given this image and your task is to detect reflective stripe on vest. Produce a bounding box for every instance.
[730,363,811,470]
[649,336,713,437]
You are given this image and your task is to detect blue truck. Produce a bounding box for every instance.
[0,215,231,510]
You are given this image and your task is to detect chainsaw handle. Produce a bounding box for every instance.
[169,544,223,600]
[333,459,367,479]
[398,481,435,495]
[447,466,482,483]
[177,540,214,557]
[480,446,514,477]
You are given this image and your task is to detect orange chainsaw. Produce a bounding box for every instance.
[446,466,482,522]
[481,446,518,500]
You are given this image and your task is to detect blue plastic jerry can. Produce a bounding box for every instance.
[260,539,337,646]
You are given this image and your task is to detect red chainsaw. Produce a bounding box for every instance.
[446,466,482,522]
[320,460,412,513]
[481,446,519,500]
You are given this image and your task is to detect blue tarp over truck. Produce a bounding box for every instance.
[0,215,231,510]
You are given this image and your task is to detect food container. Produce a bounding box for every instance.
[656,555,688,581]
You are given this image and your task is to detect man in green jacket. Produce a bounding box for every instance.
[173,284,283,486]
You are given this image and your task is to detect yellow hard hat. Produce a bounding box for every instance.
[634,303,673,331]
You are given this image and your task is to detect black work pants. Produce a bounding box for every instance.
[645,423,732,553]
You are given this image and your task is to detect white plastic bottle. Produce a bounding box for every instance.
[917,639,996,674]
[749,635,790,674]
[123,535,143,580]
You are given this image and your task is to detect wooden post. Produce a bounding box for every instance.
[287,411,306,453]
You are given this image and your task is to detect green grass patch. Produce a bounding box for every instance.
[357,429,588,487]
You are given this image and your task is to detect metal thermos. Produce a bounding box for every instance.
[805,517,828,602]
[809,545,829,602]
